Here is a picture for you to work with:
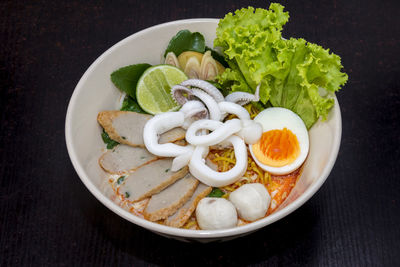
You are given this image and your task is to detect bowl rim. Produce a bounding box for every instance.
[65,18,342,238]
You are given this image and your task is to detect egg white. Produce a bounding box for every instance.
[249,107,309,175]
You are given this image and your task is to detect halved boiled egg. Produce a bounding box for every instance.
[249,107,309,175]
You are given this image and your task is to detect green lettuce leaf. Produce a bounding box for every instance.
[214,3,289,62]
[215,3,347,129]
[218,66,250,93]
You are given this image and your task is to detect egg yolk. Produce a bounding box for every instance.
[252,128,300,167]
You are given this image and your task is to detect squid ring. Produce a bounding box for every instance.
[191,88,222,121]
[181,79,225,102]
[143,112,193,157]
[188,135,248,187]
[218,101,251,121]
[185,119,242,146]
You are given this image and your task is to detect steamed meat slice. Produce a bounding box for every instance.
[164,183,212,227]
[97,111,185,147]
[143,173,199,221]
[99,145,158,174]
[159,127,186,144]
[98,111,152,147]
[119,158,188,202]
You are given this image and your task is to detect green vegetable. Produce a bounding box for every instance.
[125,192,130,198]
[252,101,271,112]
[206,80,230,97]
[120,95,147,113]
[164,30,205,57]
[215,3,348,128]
[101,129,119,149]
[207,188,225,198]
[218,65,251,94]
[205,46,229,67]
[117,176,125,185]
[111,63,151,99]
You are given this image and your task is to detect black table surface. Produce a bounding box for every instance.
[1,0,399,266]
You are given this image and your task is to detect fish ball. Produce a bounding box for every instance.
[196,197,237,230]
[229,183,270,221]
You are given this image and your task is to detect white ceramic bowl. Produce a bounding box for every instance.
[65,19,342,243]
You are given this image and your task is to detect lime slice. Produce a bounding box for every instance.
[136,65,188,114]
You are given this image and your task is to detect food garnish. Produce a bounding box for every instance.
[117,176,125,185]
[215,3,348,128]
[164,30,227,80]
[111,63,151,99]
[136,65,187,114]
[163,29,206,58]
[101,129,119,149]
[120,96,146,113]
[207,187,225,198]
[166,49,225,81]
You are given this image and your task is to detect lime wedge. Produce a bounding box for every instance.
[136,65,187,114]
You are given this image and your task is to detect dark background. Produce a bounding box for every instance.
[1,0,399,266]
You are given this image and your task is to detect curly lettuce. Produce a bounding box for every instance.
[215,3,348,128]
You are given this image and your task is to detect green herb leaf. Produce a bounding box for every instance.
[205,46,229,68]
[117,176,125,185]
[125,192,130,198]
[120,95,147,114]
[164,30,205,57]
[207,188,225,198]
[101,129,119,149]
[165,168,170,173]
[111,63,151,99]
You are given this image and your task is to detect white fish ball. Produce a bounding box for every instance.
[196,197,238,230]
[229,183,271,221]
